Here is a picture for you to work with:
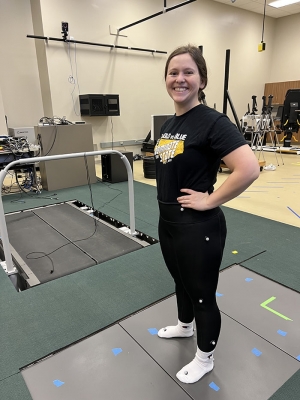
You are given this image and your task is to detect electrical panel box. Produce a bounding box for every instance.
[79,94,120,116]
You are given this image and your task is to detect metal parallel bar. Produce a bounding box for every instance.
[118,0,197,32]
[27,35,167,54]
[0,150,136,274]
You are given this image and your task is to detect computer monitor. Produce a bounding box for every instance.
[282,90,300,126]
[151,114,173,142]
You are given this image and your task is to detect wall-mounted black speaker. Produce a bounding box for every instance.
[79,94,120,116]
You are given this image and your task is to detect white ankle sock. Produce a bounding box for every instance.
[176,347,214,384]
[157,319,194,338]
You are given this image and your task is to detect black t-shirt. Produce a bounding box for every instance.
[154,104,246,203]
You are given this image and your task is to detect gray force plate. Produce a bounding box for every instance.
[120,295,299,400]
[21,323,191,400]
[217,264,300,359]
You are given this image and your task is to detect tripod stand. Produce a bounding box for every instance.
[252,95,284,166]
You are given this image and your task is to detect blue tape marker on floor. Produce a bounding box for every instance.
[209,382,220,391]
[245,278,253,282]
[148,328,158,335]
[277,330,287,337]
[112,348,122,356]
[296,355,300,361]
[252,348,262,357]
[53,380,65,387]
[216,292,223,297]
[287,206,300,219]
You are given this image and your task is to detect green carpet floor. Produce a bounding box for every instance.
[0,179,298,399]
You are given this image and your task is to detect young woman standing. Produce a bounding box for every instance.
[154,45,259,384]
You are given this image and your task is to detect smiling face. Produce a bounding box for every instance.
[165,53,205,115]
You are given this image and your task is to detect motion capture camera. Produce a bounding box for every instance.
[61,21,68,41]
[251,95,258,114]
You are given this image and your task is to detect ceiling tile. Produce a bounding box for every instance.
[213,0,300,18]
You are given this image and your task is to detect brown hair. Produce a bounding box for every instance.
[164,45,208,95]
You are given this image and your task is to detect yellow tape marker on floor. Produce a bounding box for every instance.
[260,296,293,321]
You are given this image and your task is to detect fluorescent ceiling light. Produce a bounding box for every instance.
[269,0,300,8]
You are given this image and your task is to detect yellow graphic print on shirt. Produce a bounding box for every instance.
[154,138,184,164]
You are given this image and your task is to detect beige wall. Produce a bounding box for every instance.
[0,88,8,135]
[0,0,299,150]
[269,13,300,83]
[0,0,43,129]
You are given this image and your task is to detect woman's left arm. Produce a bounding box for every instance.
[207,144,260,208]
[178,144,260,210]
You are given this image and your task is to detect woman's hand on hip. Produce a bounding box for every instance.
[177,189,211,211]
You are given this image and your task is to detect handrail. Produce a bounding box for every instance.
[0,150,136,274]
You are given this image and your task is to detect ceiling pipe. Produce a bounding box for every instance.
[117,0,197,33]
[27,35,167,54]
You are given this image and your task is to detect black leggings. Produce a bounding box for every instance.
[158,202,227,352]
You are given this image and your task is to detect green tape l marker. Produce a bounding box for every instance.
[260,297,293,321]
